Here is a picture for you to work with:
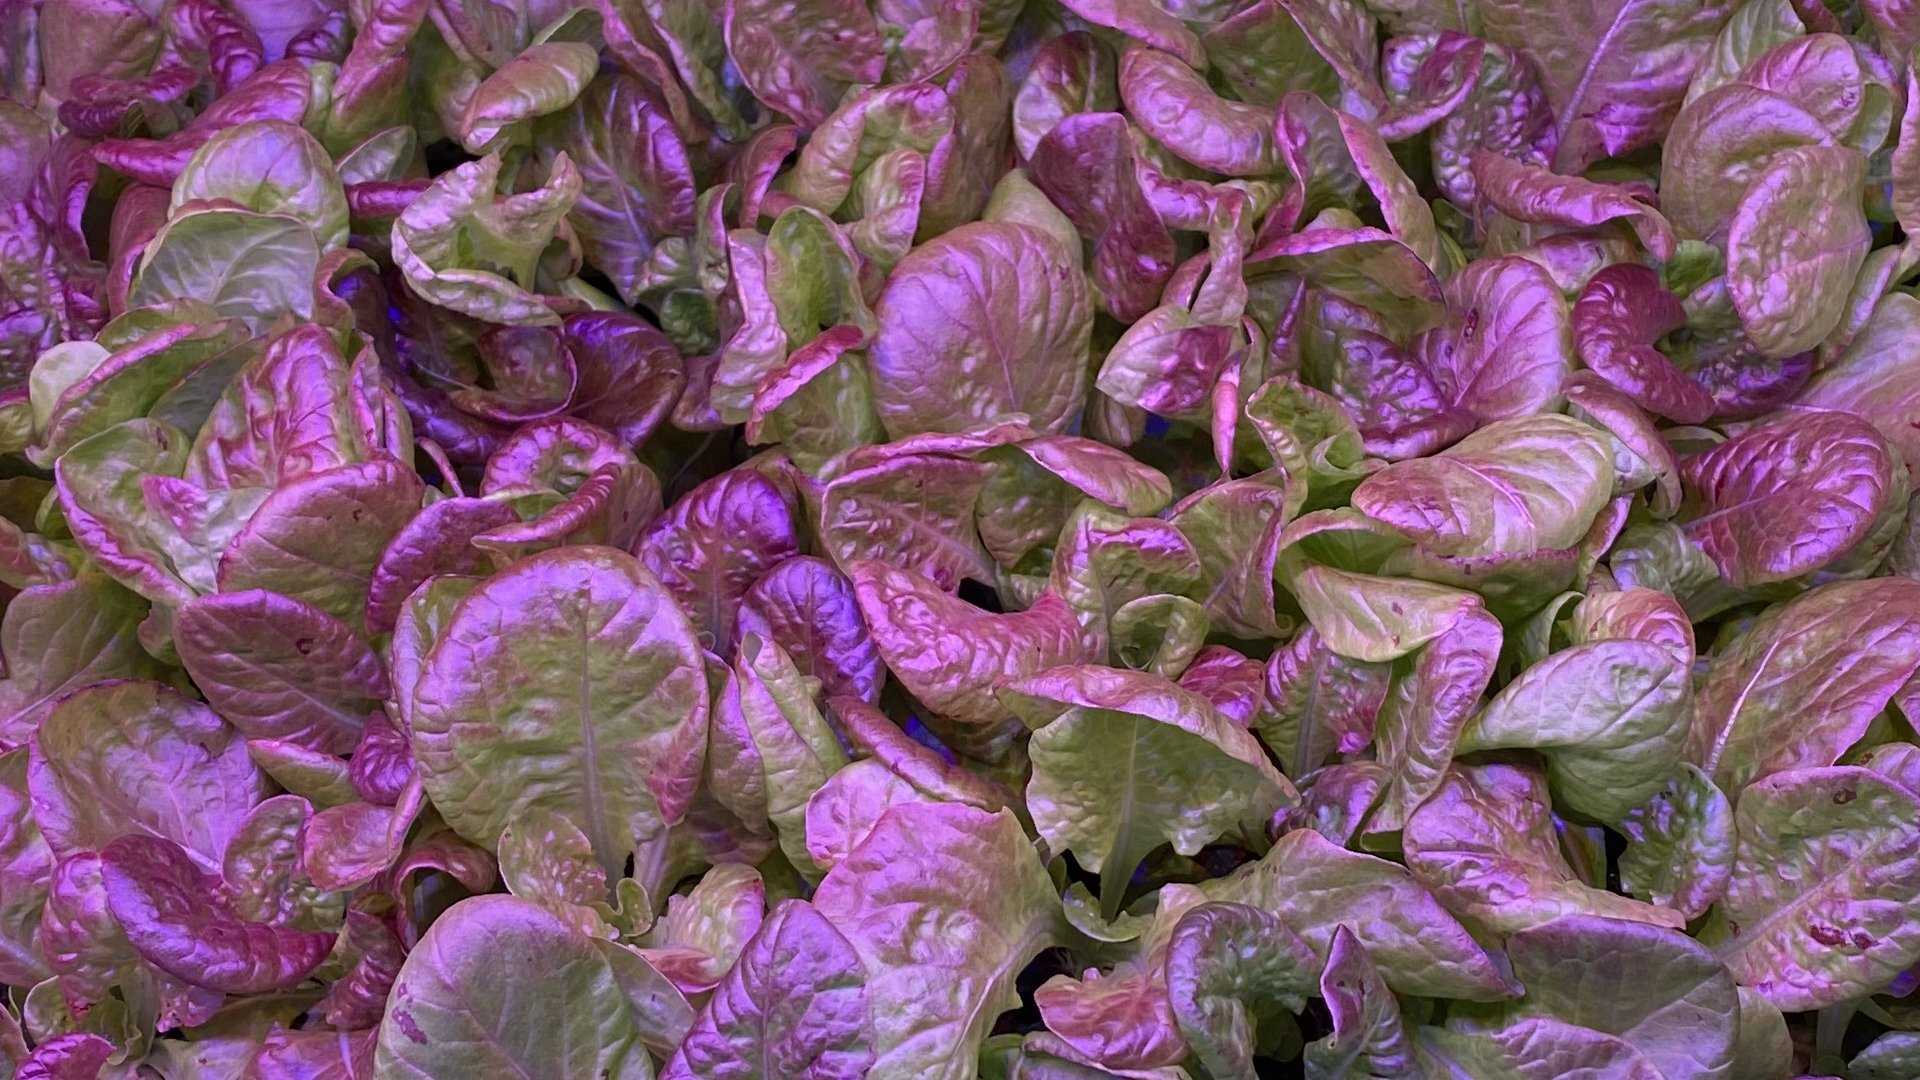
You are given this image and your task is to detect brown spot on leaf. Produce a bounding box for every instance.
[395,1008,427,1043]
[1810,924,1847,947]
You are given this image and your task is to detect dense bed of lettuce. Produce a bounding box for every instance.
[11,0,1920,1076]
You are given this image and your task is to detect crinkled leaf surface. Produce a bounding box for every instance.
[1201,828,1517,1001]
[1405,763,1687,935]
[1716,766,1920,1011]
[28,680,265,870]
[1503,914,1738,1080]
[374,895,647,1078]
[866,222,1093,438]
[812,803,1059,1080]
[410,546,709,879]
[1690,578,1920,793]
[1008,665,1293,914]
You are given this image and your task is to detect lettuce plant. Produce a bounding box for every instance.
[11,0,1920,1076]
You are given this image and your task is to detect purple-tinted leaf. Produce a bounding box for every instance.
[176,589,384,753]
[1120,47,1278,176]
[249,1027,378,1078]
[744,324,883,470]
[93,60,315,186]
[479,415,635,496]
[1502,915,1739,1080]
[497,804,606,916]
[1662,81,1834,244]
[1306,925,1414,1076]
[818,447,997,592]
[363,497,518,635]
[216,460,425,634]
[32,320,249,468]
[1057,0,1205,68]
[1202,828,1518,1000]
[222,794,334,931]
[390,152,582,328]
[636,468,800,651]
[812,803,1059,1079]
[782,83,953,216]
[850,559,1087,761]
[0,747,51,987]
[737,557,885,703]
[1719,766,1920,1010]
[1029,113,1175,323]
[1618,763,1734,921]
[1033,967,1187,1071]
[1692,578,1920,793]
[1297,302,1473,461]
[101,834,332,993]
[1048,502,1203,659]
[410,546,709,878]
[1687,341,1818,423]
[1678,409,1900,587]
[1726,145,1870,358]
[867,221,1094,437]
[182,323,369,491]
[1572,264,1714,423]
[1004,664,1294,914]
[456,41,597,155]
[873,0,975,82]
[1012,31,1119,161]
[300,778,425,891]
[1353,414,1614,558]
[248,739,357,809]
[1202,0,1340,106]
[723,0,885,128]
[639,863,765,993]
[1168,474,1297,639]
[920,54,1014,238]
[1405,761,1686,934]
[33,0,159,103]
[1254,227,1446,332]
[1471,150,1678,260]
[803,759,935,873]
[1378,31,1485,140]
[714,633,848,877]
[372,895,647,1076]
[37,848,138,1009]
[0,577,168,747]
[542,74,697,304]
[1367,595,1502,834]
[28,680,266,870]
[1166,901,1320,1079]
[1258,624,1389,776]
[439,326,578,425]
[1459,637,1693,822]
[828,695,1015,811]
[1096,305,1238,423]
[1413,254,1577,424]
[661,898,873,1080]
[377,822,498,949]
[563,311,687,449]
[349,709,413,806]
[1482,0,1734,172]
[317,907,406,1030]
[1176,646,1265,728]
[1432,39,1557,210]
[1738,32,1874,148]
[16,1032,114,1080]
